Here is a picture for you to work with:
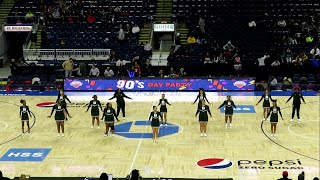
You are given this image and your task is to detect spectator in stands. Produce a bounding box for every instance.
[10,59,19,76]
[116,58,126,77]
[310,45,320,58]
[127,66,136,77]
[212,54,219,63]
[159,69,165,77]
[116,58,126,67]
[89,64,100,77]
[198,16,205,33]
[118,28,126,41]
[271,59,281,66]
[76,62,87,77]
[32,75,41,85]
[283,77,292,85]
[270,77,278,86]
[283,48,293,63]
[62,58,74,77]
[248,21,257,28]
[168,67,176,77]
[134,62,141,77]
[258,55,269,66]
[187,35,196,44]
[0,170,11,180]
[99,173,108,180]
[132,24,140,34]
[175,33,181,45]
[288,36,297,45]
[87,13,96,23]
[52,8,60,19]
[144,41,152,57]
[104,66,114,77]
[278,171,292,180]
[294,52,308,65]
[178,68,186,77]
[223,41,235,52]
[204,52,212,64]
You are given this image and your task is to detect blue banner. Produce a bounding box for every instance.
[64,78,256,91]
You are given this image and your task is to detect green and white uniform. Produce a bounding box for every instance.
[102,107,118,123]
[218,100,236,116]
[87,100,102,117]
[50,104,65,121]
[20,106,31,121]
[194,93,209,109]
[195,105,211,122]
[267,106,283,123]
[257,93,273,108]
[149,111,162,127]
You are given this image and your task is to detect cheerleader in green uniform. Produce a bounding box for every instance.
[193,88,209,109]
[57,90,72,120]
[101,103,118,137]
[149,106,163,143]
[266,100,284,137]
[218,96,237,127]
[256,89,273,121]
[48,99,67,137]
[195,100,212,137]
[158,94,171,126]
[20,100,32,136]
[86,95,103,129]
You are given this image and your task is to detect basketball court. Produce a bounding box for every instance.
[0,92,319,180]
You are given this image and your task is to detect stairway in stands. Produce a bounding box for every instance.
[33,29,42,49]
[0,0,14,26]
[138,25,150,44]
[178,24,188,45]
[155,0,172,22]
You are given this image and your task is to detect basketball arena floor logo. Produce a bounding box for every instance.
[197,158,233,169]
[36,102,56,108]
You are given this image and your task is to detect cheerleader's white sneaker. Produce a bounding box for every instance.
[201,133,203,137]
[204,133,207,137]
[298,119,301,123]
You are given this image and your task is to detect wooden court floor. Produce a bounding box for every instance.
[0,96,319,180]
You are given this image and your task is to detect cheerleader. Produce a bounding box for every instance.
[57,90,72,120]
[101,103,119,137]
[195,100,212,137]
[48,99,67,137]
[86,95,103,129]
[266,100,284,136]
[109,89,132,120]
[193,88,209,109]
[149,106,163,142]
[217,96,237,127]
[158,94,171,126]
[256,89,273,120]
[286,87,306,123]
[20,100,32,136]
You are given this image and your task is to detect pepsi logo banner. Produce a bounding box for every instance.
[197,158,233,169]
[64,78,255,91]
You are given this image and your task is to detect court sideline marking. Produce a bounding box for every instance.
[0,100,37,146]
[128,100,155,174]
[260,100,320,161]
[288,120,320,140]
[0,121,8,133]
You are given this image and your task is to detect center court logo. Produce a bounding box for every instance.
[36,102,56,108]
[197,158,233,169]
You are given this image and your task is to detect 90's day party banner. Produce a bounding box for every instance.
[64,78,255,91]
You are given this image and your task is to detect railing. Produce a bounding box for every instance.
[23,49,111,61]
